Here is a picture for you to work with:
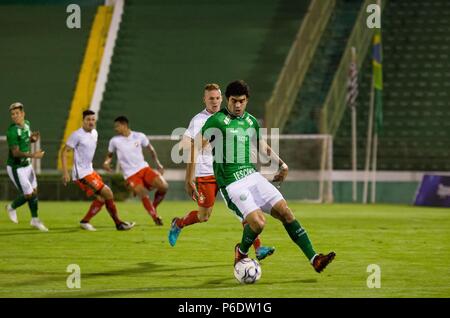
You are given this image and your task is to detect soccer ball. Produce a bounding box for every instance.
[234,258,262,284]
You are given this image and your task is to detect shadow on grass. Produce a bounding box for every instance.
[39,275,318,298]
[0,227,82,237]
[0,261,231,291]
[0,224,137,236]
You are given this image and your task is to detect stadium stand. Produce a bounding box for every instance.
[0,0,102,169]
[283,0,362,134]
[333,0,450,171]
[97,0,310,142]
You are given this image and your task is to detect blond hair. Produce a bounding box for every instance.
[204,83,221,92]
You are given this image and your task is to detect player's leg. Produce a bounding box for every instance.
[80,195,104,231]
[27,188,47,232]
[149,175,168,209]
[5,166,26,223]
[26,167,40,220]
[74,178,104,230]
[178,205,212,227]
[240,209,265,255]
[134,184,162,225]
[142,167,168,217]
[221,180,264,264]
[241,220,275,261]
[11,166,48,231]
[86,172,134,231]
[175,178,216,227]
[168,206,212,247]
[168,178,216,246]
[270,199,335,273]
[98,185,134,230]
[218,184,272,258]
[241,221,261,250]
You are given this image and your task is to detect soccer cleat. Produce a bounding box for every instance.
[168,217,182,247]
[153,215,163,226]
[256,246,275,261]
[312,252,336,273]
[80,222,96,231]
[30,218,49,232]
[234,243,248,265]
[6,204,18,224]
[116,221,136,231]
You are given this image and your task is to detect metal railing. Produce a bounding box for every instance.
[320,0,387,135]
[265,0,336,131]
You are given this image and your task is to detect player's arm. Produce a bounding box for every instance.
[184,116,214,198]
[60,144,73,186]
[10,145,45,160]
[145,144,164,174]
[103,152,114,173]
[259,138,289,182]
[187,134,211,198]
[183,135,200,199]
[8,128,44,159]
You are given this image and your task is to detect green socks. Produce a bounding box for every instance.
[27,195,39,218]
[11,195,27,209]
[240,224,259,254]
[284,219,316,261]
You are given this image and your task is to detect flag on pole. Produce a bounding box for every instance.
[372,29,383,134]
[346,50,358,109]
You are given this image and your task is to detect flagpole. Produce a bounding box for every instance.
[351,47,358,202]
[371,0,383,204]
[352,106,357,202]
[363,77,374,204]
[371,133,378,203]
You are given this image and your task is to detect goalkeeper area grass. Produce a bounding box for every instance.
[0,201,448,298]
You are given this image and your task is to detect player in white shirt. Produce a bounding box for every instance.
[103,116,168,226]
[61,110,135,231]
[168,83,275,261]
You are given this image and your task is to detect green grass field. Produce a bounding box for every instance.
[0,201,449,298]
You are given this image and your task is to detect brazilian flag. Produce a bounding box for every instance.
[373,29,383,134]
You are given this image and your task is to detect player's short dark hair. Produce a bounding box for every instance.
[82,110,95,119]
[114,115,129,125]
[225,80,250,99]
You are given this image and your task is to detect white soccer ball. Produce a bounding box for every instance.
[234,258,262,284]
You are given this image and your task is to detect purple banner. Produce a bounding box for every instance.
[414,175,450,207]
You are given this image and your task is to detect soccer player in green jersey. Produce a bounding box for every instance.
[5,102,48,231]
[199,80,335,273]
[168,83,274,261]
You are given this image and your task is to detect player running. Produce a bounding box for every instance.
[61,110,135,231]
[198,80,335,273]
[168,83,275,261]
[5,102,48,231]
[103,116,168,226]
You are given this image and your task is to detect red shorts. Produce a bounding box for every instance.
[126,167,160,192]
[195,175,218,208]
[75,171,105,198]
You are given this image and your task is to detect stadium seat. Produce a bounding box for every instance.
[332,0,450,171]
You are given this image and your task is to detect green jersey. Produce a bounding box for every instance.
[201,108,260,188]
[6,120,32,168]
